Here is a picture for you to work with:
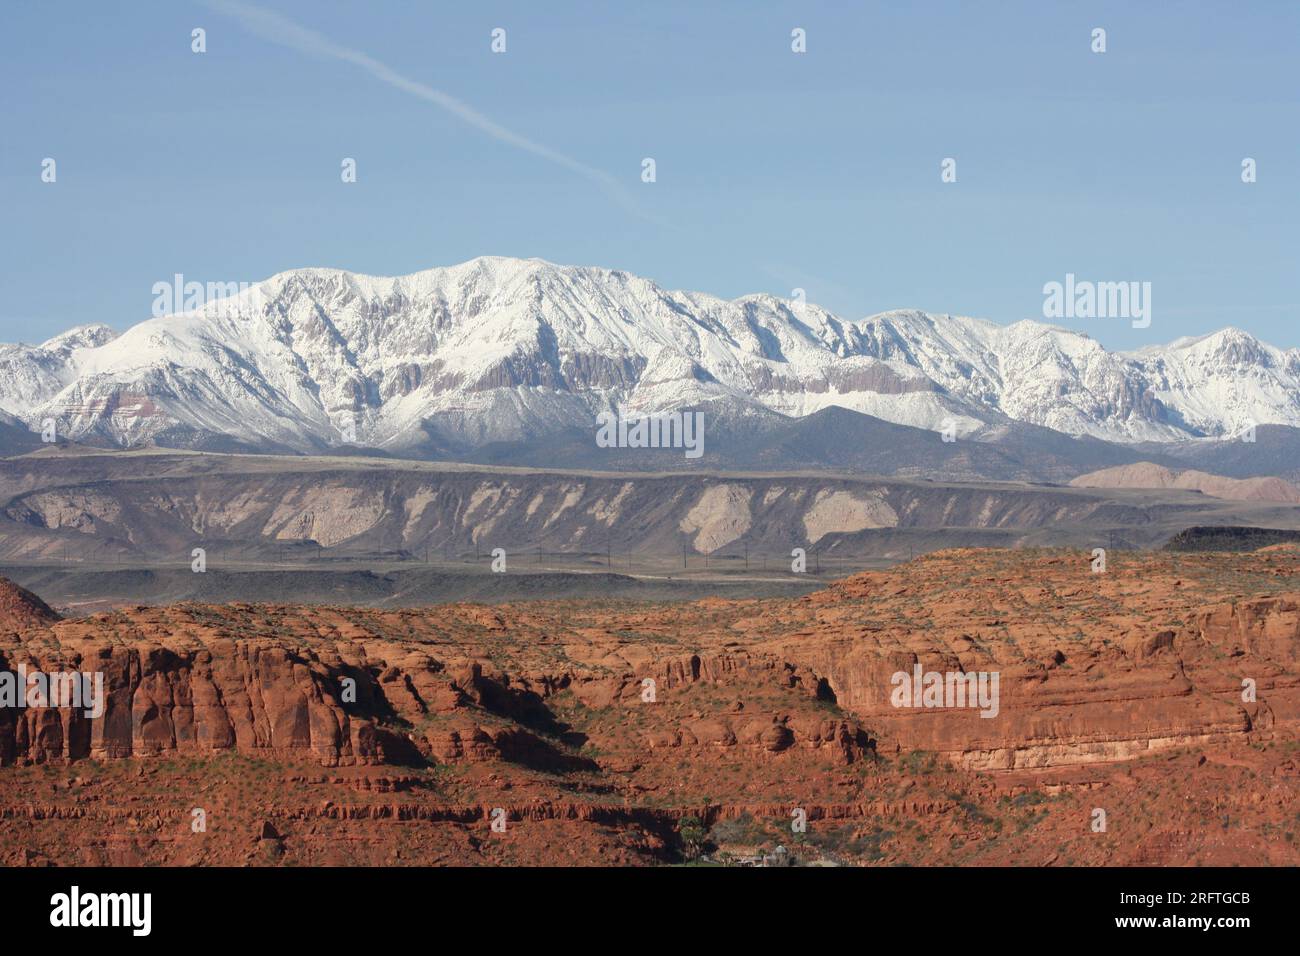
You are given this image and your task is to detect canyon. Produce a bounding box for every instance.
[1,543,1297,866]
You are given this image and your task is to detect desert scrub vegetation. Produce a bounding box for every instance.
[899,749,938,775]
[1008,790,1049,809]
[708,811,775,847]
[801,822,894,862]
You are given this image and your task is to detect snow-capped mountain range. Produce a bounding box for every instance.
[2,256,1297,455]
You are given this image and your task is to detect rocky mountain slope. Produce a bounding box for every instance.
[2,258,1298,468]
[2,545,1299,866]
[4,451,1299,575]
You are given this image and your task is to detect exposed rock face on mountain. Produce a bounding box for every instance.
[2,258,1299,466]
[10,548,1295,771]
[2,545,1299,866]
[0,603,861,770]
[0,325,119,418]
[0,577,59,632]
[761,549,1300,771]
[4,451,1300,572]
[1070,462,1300,503]
[1135,424,1300,483]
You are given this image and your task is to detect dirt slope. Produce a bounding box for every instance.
[1071,461,1300,503]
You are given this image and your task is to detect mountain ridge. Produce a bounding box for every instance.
[1069,461,1300,504]
[2,257,1297,465]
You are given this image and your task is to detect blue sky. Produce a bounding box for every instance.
[2,0,1297,350]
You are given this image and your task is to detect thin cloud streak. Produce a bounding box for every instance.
[206,0,654,221]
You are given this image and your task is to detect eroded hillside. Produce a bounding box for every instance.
[4,452,1299,571]
[1,545,1298,866]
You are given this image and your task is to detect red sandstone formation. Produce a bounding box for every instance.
[0,577,59,633]
[1,546,1298,866]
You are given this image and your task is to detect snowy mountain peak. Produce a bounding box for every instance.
[39,324,118,353]
[1,257,1296,453]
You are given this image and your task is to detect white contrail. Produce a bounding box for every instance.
[206,0,649,218]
